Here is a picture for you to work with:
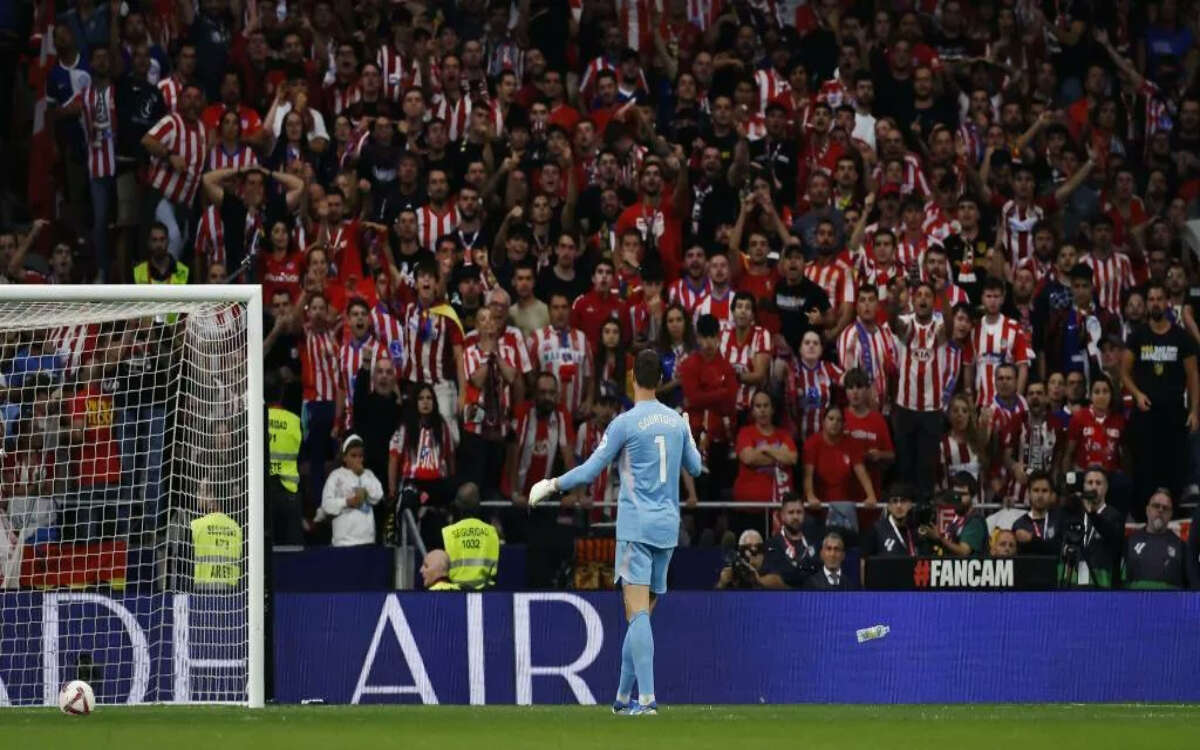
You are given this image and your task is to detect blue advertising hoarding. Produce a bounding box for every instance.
[3,590,1199,705]
[273,591,1200,705]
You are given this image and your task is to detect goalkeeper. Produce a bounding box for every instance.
[530,350,702,716]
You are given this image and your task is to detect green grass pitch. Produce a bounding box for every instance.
[3,704,1198,749]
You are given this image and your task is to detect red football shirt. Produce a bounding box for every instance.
[843,408,892,500]
[733,425,797,503]
[1067,407,1125,472]
[803,432,863,503]
[70,385,122,487]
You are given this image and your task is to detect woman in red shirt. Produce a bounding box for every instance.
[388,383,455,547]
[733,390,799,509]
[803,405,876,531]
[1062,375,1127,474]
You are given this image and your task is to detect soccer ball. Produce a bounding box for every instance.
[58,680,95,716]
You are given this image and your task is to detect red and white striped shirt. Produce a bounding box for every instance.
[837,321,897,409]
[371,307,407,373]
[389,422,454,481]
[528,326,592,417]
[462,339,522,437]
[145,112,207,204]
[326,80,363,117]
[206,141,259,171]
[579,56,618,103]
[996,199,1045,268]
[789,359,844,443]
[465,324,534,375]
[196,205,225,267]
[415,204,459,251]
[337,334,387,423]
[755,68,789,114]
[47,324,97,376]
[300,326,341,403]
[805,258,856,310]
[872,154,930,197]
[430,93,472,142]
[817,77,851,109]
[938,434,981,488]
[157,75,182,113]
[719,325,772,412]
[614,0,654,52]
[895,315,945,412]
[510,402,575,495]
[667,276,712,314]
[686,0,723,29]
[897,233,929,271]
[971,315,1031,405]
[377,46,422,102]
[692,288,735,331]
[1080,251,1135,315]
[402,303,464,385]
[71,83,117,179]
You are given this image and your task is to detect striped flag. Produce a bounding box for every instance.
[28,0,57,220]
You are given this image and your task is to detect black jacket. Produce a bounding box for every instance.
[803,568,856,590]
[351,365,402,480]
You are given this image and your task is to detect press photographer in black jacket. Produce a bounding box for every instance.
[1057,467,1124,588]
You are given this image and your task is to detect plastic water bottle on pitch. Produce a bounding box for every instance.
[856,625,890,643]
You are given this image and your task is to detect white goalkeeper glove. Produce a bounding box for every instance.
[529,477,558,506]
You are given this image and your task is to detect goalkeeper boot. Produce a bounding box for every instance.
[628,702,658,716]
[611,699,630,715]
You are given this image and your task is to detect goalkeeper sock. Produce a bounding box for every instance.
[616,617,636,703]
[627,609,655,705]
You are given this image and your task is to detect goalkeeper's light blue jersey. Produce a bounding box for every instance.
[557,399,702,548]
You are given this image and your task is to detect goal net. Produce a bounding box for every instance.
[0,287,263,707]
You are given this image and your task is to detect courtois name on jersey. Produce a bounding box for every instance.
[557,400,702,548]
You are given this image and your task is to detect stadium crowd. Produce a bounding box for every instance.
[2,0,1200,588]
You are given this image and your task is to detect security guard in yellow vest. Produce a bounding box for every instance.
[191,500,242,588]
[267,385,304,545]
[441,483,499,591]
[134,223,190,285]
[420,549,461,591]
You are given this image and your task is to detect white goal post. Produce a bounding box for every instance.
[0,285,263,708]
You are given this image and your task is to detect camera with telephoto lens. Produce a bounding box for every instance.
[912,501,938,528]
[1058,472,1090,575]
[722,541,760,588]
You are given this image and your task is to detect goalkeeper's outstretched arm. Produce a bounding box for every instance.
[530,418,625,505]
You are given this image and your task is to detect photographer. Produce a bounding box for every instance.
[760,494,822,589]
[1123,490,1186,589]
[716,530,767,589]
[1013,471,1062,556]
[918,472,988,557]
[1057,467,1124,588]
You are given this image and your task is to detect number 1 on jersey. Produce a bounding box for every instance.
[655,435,666,484]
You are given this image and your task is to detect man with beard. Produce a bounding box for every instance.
[1122,282,1200,516]
[889,282,947,500]
[1013,471,1062,555]
[667,244,713,315]
[1033,243,1080,376]
[1123,490,1186,588]
[615,158,688,281]
[693,146,740,241]
[759,494,822,589]
[1003,381,1064,507]
[804,218,856,338]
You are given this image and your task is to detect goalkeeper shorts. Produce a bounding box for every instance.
[614,541,674,594]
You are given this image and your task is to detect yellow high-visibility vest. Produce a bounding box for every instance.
[268,406,302,493]
[427,580,462,591]
[190,512,242,586]
[133,259,190,285]
[441,518,499,591]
